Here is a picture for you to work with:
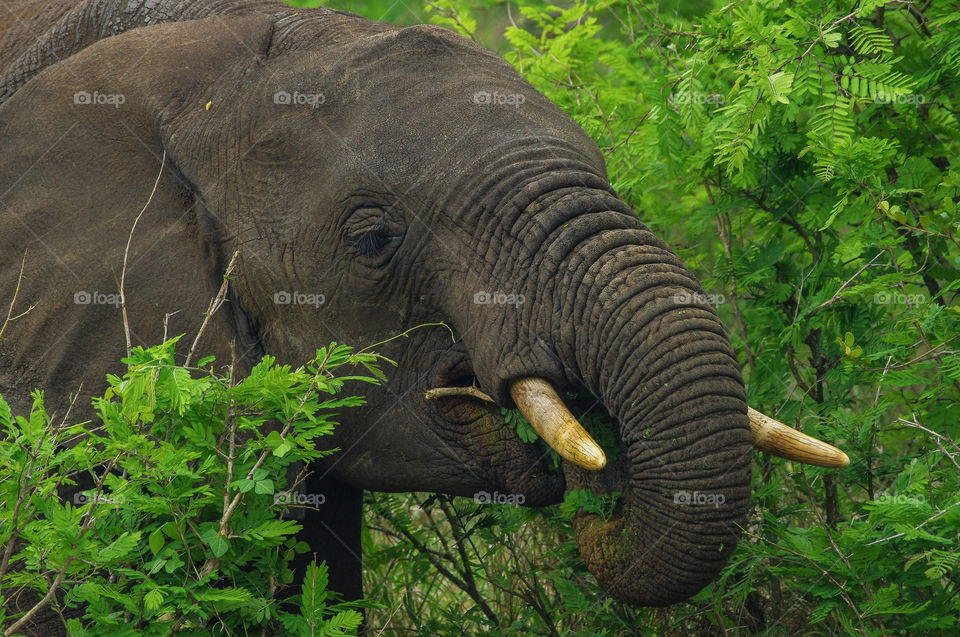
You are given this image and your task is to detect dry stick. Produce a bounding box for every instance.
[807,250,885,316]
[120,150,167,357]
[373,601,405,637]
[709,188,755,368]
[799,468,875,610]
[897,417,960,471]
[161,310,181,345]
[0,414,55,582]
[374,512,469,595]
[864,337,957,373]
[483,536,559,636]
[3,560,75,637]
[222,344,238,520]
[866,204,960,392]
[184,250,239,368]
[749,531,867,635]
[0,249,35,342]
[865,500,960,546]
[866,354,896,500]
[437,499,501,628]
[424,386,495,403]
[166,346,238,635]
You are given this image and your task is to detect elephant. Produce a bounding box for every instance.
[0,0,848,633]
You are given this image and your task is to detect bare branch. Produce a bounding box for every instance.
[808,251,885,316]
[185,250,239,368]
[424,386,496,403]
[0,250,35,342]
[120,150,167,357]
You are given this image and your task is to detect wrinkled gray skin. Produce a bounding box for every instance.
[0,0,752,633]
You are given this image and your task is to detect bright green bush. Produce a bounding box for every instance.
[0,339,383,636]
[342,0,960,634]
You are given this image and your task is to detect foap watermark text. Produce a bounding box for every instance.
[274,491,326,506]
[473,91,525,107]
[74,491,125,506]
[874,292,924,305]
[475,491,526,505]
[274,291,325,307]
[74,291,121,307]
[674,490,725,508]
[274,90,325,108]
[875,93,925,105]
[74,91,125,108]
[474,291,524,306]
[673,291,725,307]
[670,91,724,106]
[875,491,925,506]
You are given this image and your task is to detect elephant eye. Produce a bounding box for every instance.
[351,228,391,257]
[345,206,405,263]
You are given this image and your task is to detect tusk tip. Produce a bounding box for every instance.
[832,450,851,468]
[572,444,607,471]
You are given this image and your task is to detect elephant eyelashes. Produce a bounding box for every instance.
[345,207,405,263]
[351,229,391,257]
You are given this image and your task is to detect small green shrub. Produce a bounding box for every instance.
[0,339,383,636]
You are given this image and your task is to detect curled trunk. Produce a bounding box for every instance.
[481,194,755,605]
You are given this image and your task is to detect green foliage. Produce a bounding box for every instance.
[335,0,960,633]
[364,491,650,635]
[0,340,382,635]
[559,489,620,521]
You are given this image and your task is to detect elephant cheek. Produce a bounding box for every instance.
[435,399,563,506]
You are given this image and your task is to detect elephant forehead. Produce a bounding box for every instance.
[342,23,504,69]
[303,24,532,104]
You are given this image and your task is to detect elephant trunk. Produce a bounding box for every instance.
[442,161,755,603]
[472,186,752,605]
[554,221,751,605]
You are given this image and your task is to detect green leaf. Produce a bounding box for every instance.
[201,528,230,558]
[143,588,163,612]
[0,394,11,428]
[149,528,165,555]
[99,532,141,562]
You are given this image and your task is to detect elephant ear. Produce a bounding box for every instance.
[0,14,274,416]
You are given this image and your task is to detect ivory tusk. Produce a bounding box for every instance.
[749,407,850,468]
[509,377,607,471]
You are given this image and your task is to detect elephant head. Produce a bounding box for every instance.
[0,0,846,608]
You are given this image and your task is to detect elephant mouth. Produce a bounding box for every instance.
[426,354,624,505]
[427,366,851,477]
[426,366,611,477]
[425,355,573,505]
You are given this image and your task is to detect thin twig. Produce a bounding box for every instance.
[185,251,239,368]
[897,418,960,471]
[161,310,180,344]
[120,150,167,357]
[807,251,885,316]
[0,250,35,341]
[3,450,122,636]
[424,386,496,403]
[866,502,960,546]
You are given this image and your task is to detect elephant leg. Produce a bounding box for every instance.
[290,474,364,603]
